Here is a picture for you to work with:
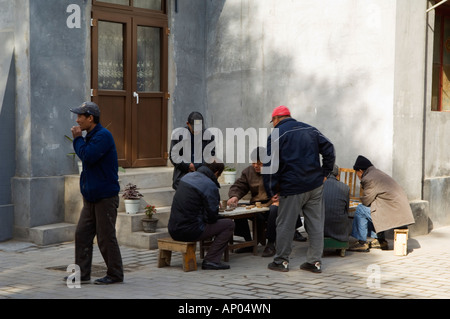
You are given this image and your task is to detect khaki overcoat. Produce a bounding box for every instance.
[360,166,415,233]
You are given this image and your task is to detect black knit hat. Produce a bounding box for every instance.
[353,155,373,171]
[187,112,204,125]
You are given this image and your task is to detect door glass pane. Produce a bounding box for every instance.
[97,0,130,6]
[98,21,124,90]
[442,17,450,111]
[432,15,442,111]
[134,0,161,10]
[137,26,161,92]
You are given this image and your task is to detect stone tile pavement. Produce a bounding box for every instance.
[0,226,449,302]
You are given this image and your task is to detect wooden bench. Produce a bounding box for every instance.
[324,237,349,257]
[157,238,198,272]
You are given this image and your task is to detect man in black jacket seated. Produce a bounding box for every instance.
[168,161,235,270]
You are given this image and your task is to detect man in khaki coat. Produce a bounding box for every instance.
[349,155,415,252]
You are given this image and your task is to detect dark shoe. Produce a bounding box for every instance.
[262,244,276,257]
[63,276,91,285]
[300,262,322,273]
[293,231,307,242]
[370,239,389,250]
[348,241,370,252]
[235,246,253,254]
[268,261,289,272]
[202,260,230,270]
[94,276,123,285]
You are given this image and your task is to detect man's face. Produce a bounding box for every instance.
[187,120,203,135]
[252,161,263,173]
[271,117,279,128]
[356,170,363,180]
[76,114,94,132]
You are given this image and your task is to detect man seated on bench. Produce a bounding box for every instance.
[323,165,350,243]
[168,160,235,270]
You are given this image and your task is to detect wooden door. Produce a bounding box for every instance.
[131,17,169,167]
[91,5,168,168]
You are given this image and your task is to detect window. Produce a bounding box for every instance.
[93,0,165,13]
[432,7,450,111]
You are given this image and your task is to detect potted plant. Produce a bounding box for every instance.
[122,183,143,214]
[223,166,237,184]
[142,204,158,233]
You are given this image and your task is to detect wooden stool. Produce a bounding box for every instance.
[157,238,198,272]
[394,229,409,256]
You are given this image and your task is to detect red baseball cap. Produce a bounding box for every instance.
[270,105,291,122]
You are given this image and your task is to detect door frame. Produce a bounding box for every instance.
[91,1,169,168]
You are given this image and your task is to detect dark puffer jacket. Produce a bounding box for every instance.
[263,118,335,197]
[73,123,120,203]
[168,166,221,242]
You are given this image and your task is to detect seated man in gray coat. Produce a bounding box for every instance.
[349,155,415,252]
[323,165,350,243]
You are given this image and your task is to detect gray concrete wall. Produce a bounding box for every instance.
[392,0,431,235]
[28,0,91,177]
[2,0,449,242]
[170,0,208,129]
[0,0,16,241]
[205,0,397,173]
[393,0,427,201]
[12,0,91,238]
[201,0,444,234]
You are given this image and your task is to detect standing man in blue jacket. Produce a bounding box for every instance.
[69,102,123,285]
[264,106,335,273]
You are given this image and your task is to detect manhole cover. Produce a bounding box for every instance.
[47,264,107,277]
[48,264,139,275]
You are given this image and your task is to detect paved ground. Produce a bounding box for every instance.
[0,226,449,304]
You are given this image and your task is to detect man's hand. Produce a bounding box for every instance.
[227,196,239,208]
[189,163,196,172]
[271,194,280,206]
[71,126,83,139]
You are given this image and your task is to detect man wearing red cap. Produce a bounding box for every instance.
[264,106,335,273]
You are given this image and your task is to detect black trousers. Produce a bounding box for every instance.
[196,219,235,264]
[75,196,124,281]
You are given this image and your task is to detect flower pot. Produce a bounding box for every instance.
[223,171,236,184]
[142,218,158,233]
[124,199,141,214]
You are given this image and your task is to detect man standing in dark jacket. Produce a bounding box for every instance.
[169,161,235,270]
[169,112,214,190]
[264,106,335,273]
[68,102,123,285]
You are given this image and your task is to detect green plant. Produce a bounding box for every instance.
[122,183,143,200]
[65,135,77,159]
[224,166,236,172]
[144,204,157,219]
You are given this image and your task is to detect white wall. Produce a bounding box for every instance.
[206,0,398,175]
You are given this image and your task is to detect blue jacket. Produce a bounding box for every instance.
[168,166,221,242]
[73,123,120,202]
[263,118,335,197]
